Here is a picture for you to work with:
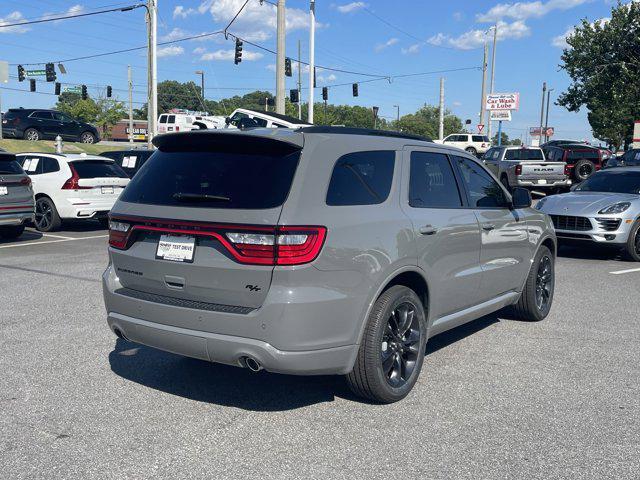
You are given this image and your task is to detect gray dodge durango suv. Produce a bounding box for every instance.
[103,127,556,403]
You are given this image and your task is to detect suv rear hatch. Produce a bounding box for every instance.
[0,154,32,210]
[66,159,129,199]
[108,131,323,310]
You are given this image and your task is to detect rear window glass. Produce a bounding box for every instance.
[0,156,23,174]
[472,135,489,142]
[567,149,599,160]
[71,160,128,179]
[120,150,300,209]
[505,149,544,160]
[326,151,395,206]
[159,115,167,124]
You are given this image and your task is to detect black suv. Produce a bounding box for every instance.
[2,108,100,144]
[99,149,155,178]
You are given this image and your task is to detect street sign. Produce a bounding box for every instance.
[63,86,82,94]
[0,61,8,83]
[372,106,379,117]
[490,110,512,121]
[477,124,484,133]
[529,127,554,137]
[486,92,520,111]
[26,69,46,77]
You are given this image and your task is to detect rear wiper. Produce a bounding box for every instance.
[172,192,231,202]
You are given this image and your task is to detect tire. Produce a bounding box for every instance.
[500,174,512,192]
[24,128,41,141]
[97,217,110,229]
[465,147,477,156]
[80,131,97,144]
[624,219,640,262]
[34,196,62,232]
[573,159,595,182]
[511,245,554,321]
[346,285,428,403]
[0,225,25,239]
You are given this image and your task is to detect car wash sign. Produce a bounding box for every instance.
[486,92,520,111]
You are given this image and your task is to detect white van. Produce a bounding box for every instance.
[157,112,226,134]
[225,108,311,130]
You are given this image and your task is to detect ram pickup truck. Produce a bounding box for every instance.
[482,146,570,191]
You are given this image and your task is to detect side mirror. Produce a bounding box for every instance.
[511,187,532,209]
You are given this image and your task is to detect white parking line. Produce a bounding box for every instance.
[0,235,108,250]
[40,233,75,240]
[609,267,640,275]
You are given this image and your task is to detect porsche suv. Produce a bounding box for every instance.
[103,127,556,403]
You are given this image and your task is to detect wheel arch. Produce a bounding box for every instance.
[192,122,208,130]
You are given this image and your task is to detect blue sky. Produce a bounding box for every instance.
[0,0,624,143]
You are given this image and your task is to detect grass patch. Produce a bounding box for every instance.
[0,139,124,155]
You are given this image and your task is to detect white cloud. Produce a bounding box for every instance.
[157,45,185,58]
[199,0,321,42]
[401,43,422,55]
[173,5,197,19]
[193,46,207,54]
[552,17,610,49]
[476,0,589,23]
[452,101,462,107]
[428,20,530,50]
[67,4,84,15]
[374,37,398,52]
[161,27,190,42]
[453,12,463,21]
[0,11,31,34]
[336,2,367,13]
[201,49,263,61]
[317,73,337,83]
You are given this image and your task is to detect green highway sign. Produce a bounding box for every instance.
[63,86,82,94]
[26,69,46,77]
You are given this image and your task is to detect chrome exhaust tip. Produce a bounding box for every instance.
[244,356,263,372]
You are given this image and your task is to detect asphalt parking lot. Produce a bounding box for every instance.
[1,224,639,479]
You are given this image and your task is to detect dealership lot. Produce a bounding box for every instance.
[1,226,638,479]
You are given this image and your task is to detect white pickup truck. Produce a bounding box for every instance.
[482,146,571,192]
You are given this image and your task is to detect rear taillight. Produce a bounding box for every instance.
[515,165,522,176]
[20,177,31,187]
[175,126,180,132]
[61,163,91,190]
[564,164,571,176]
[108,220,130,249]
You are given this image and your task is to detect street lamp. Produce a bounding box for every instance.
[195,70,205,107]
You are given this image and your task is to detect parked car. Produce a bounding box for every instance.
[16,153,129,232]
[542,144,604,182]
[157,111,226,135]
[99,149,155,178]
[604,148,640,169]
[2,108,101,144]
[536,168,640,261]
[103,127,556,403]
[433,133,491,156]
[0,152,34,239]
[224,109,312,130]
[540,139,588,148]
[483,146,570,192]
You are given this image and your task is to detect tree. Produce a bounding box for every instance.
[55,93,100,123]
[393,106,462,138]
[557,2,640,149]
[94,98,127,138]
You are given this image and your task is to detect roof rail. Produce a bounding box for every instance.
[299,126,433,142]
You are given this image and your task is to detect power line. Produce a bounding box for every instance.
[0,4,145,29]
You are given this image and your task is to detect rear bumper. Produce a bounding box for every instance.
[107,312,356,375]
[0,210,34,226]
[58,197,117,219]
[1,127,21,138]
[516,177,571,188]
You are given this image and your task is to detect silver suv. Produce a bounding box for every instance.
[103,127,556,403]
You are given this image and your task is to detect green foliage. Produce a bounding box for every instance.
[55,92,125,136]
[492,131,522,146]
[557,2,640,149]
[94,98,127,137]
[393,106,463,138]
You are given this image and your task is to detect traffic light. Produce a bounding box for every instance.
[55,82,61,96]
[290,89,299,103]
[322,87,328,101]
[30,79,36,92]
[17,65,25,82]
[81,84,88,100]
[352,83,359,97]
[106,86,112,98]
[234,38,243,65]
[45,63,56,82]
[285,58,292,77]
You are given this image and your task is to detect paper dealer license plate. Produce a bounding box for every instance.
[156,235,196,262]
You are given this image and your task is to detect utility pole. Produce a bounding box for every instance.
[146,0,158,148]
[195,70,205,106]
[487,23,497,141]
[438,77,445,141]
[479,40,488,129]
[128,65,133,146]
[544,88,554,143]
[393,105,399,131]
[297,40,302,120]
[308,0,316,123]
[538,82,547,147]
[276,0,286,114]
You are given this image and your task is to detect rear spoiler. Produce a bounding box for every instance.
[153,129,304,155]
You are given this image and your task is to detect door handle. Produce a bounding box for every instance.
[482,223,496,231]
[419,225,438,235]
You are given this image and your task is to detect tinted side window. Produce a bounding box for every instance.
[159,115,167,124]
[409,152,462,208]
[455,156,509,208]
[472,135,484,142]
[253,117,268,127]
[326,151,395,206]
[31,112,52,120]
[41,157,60,174]
[21,156,44,175]
[482,148,494,160]
[167,115,176,124]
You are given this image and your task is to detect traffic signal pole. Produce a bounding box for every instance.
[276,0,286,114]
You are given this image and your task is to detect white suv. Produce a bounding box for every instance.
[17,153,129,232]
[435,133,492,156]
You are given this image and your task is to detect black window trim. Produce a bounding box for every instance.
[406,149,468,210]
[450,154,512,211]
